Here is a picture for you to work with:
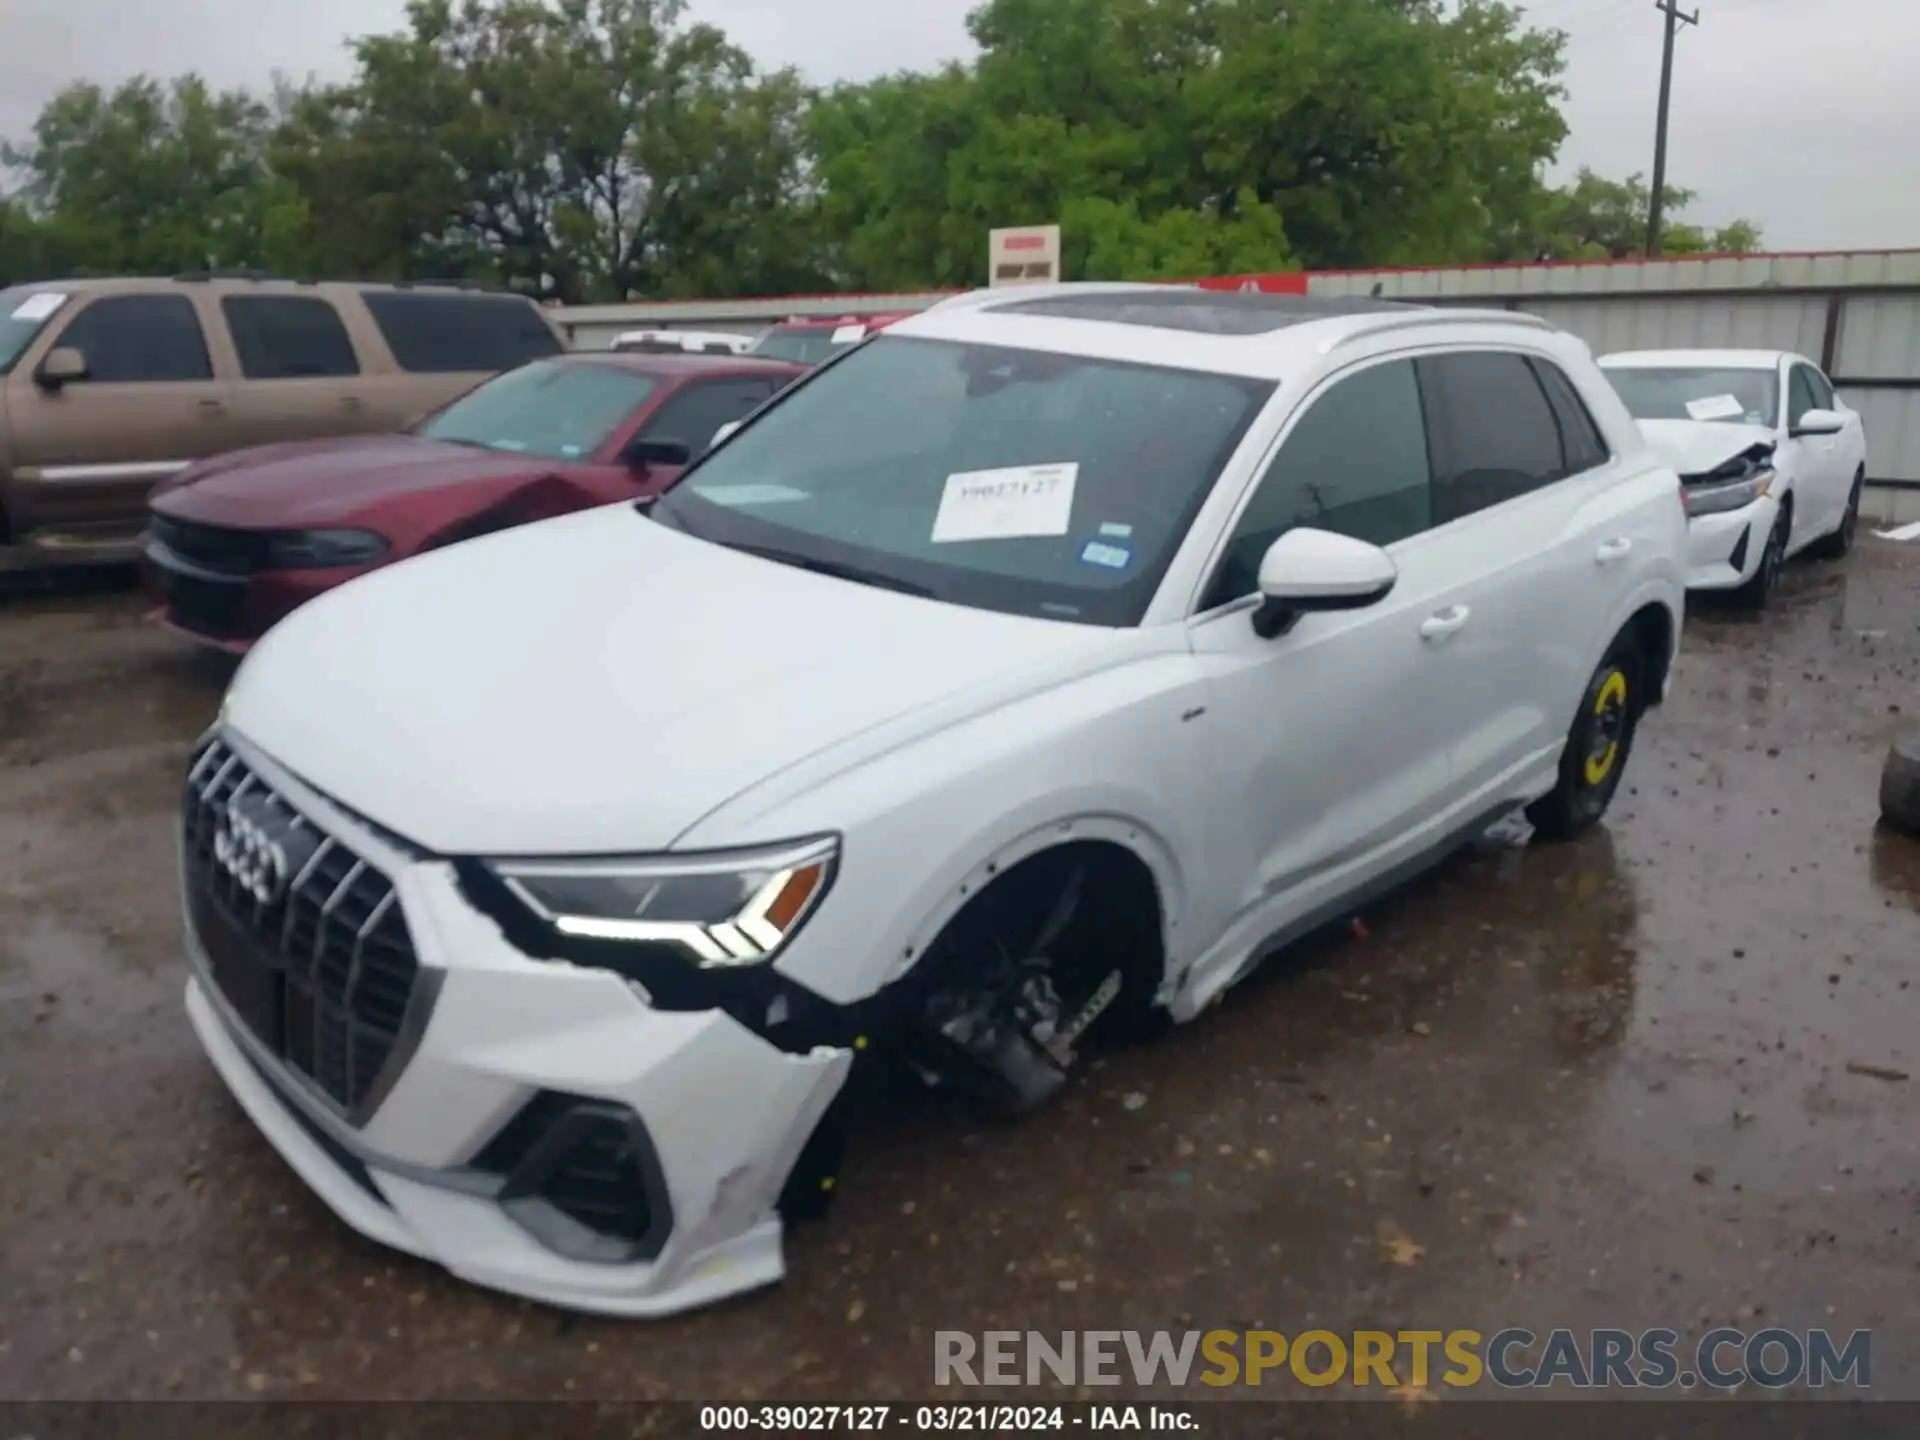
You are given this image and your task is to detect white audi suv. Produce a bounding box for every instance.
[180,284,1688,1316]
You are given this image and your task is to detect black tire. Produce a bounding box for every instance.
[1807,470,1865,561]
[1527,638,1644,841]
[1731,504,1790,610]
[1882,732,1920,838]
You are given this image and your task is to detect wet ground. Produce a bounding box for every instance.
[3,543,1919,1417]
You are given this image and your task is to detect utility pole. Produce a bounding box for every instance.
[1646,0,1700,257]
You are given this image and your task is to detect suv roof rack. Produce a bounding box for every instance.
[1326,306,1555,350]
[172,269,274,283]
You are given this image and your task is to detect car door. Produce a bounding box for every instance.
[1411,348,1642,810]
[1186,355,1466,942]
[1802,362,1865,517]
[5,291,236,543]
[1781,361,1847,546]
[218,294,385,445]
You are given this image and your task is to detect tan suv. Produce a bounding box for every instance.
[0,274,566,567]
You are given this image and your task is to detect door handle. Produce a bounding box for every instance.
[1595,537,1633,565]
[339,395,366,411]
[197,398,225,415]
[1419,605,1471,641]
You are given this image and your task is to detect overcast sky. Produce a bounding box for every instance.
[1,0,1913,254]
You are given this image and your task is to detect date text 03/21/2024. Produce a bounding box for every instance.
[698,1405,1194,1432]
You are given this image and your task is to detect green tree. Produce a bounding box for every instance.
[1,76,305,276]
[810,0,1571,288]
[1517,168,1765,261]
[276,0,824,300]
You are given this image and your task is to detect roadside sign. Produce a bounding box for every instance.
[989,226,1062,287]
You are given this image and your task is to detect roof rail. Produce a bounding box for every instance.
[924,280,1190,316]
[1328,306,1555,349]
[172,269,273,283]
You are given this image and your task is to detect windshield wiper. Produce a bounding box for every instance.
[734,544,936,599]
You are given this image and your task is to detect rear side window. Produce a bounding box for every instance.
[1529,359,1611,474]
[1805,367,1836,410]
[222,296,359,379]
[1418,351,1567,524]
[360,291,563,374]
[1205,358,1432,609]
[53,295,212,383]
[637,378,785,455]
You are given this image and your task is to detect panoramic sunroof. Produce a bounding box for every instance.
[992,289,1422,336]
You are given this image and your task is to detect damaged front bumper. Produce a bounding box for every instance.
[181,737,855,1318]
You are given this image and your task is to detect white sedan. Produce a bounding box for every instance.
[1600,348,1869,607]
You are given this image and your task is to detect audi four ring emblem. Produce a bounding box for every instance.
[213,802,293,905]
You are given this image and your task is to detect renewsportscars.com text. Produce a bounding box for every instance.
[934,1328,1871,1391]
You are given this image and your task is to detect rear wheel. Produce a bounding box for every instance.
[1807,469,1865,560]
[1527,639,1643,841]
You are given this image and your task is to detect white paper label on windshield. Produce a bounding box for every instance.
[931,462,1077,544]
[10,291,67,322]
[1685,393,1747,422]
[830,324,867,344]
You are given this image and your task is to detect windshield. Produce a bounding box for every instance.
[0,285,70,375]
[650,335,1275,626]
[419,359,656,459]
[749,328,854,366]
[1604,366,1778,427]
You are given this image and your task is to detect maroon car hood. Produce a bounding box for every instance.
[151,435,590,528]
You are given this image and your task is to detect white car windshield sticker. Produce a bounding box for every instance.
[1685,394,1747,422]
[1098,522,1134,538]
[830,324,866,344]
[931,463,1077,544]
[10,292,67,322]
[1080,541,1132,569]
[700,484,811,506]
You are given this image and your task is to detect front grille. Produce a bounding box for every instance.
[158,569,249,638]
[150,514,263,575]
[184,738,421,1117]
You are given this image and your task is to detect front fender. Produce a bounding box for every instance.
[677,651,1213,1009]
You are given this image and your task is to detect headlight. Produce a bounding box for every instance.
[260,528,389,568]
[488,836,837,967]
[1684,466,1773,517]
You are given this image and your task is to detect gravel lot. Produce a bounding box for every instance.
[2,540,1918,1416]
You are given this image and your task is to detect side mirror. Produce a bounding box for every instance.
[1252,527,1398,640]
[709,420,743,449]
[35,346,88,390]
[1791,408,1845,438]
[623,436,692,470]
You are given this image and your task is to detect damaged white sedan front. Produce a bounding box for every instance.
[1601,348,1869,608]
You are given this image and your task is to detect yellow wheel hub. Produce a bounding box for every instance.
[1583,670,1629,786]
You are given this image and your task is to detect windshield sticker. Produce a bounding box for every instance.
[830,324,867,344]
[700,483,812,507]
[9,291,67,322]
[1685,394,1747,422]
[558,443,582,457]
[931,462,1078,544]
[1080,541,1132,570]
[1098,522,1134,538]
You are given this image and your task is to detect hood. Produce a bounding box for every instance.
[223,506,1118,855]
[152,435,577,528]
[1635,419,1777,480]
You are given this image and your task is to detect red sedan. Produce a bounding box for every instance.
[141,352,803,651]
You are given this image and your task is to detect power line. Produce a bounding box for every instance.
[1646,0,1700,257]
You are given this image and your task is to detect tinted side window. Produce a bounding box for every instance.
[1204,359,1432,609]
[1530,358,1610,474]
[1419,351,1567,524]
[222,296,359,379]
[1788,366,1821,427]
[638,379,783,455]
[360,292,563,374]
[54,295,212,383]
